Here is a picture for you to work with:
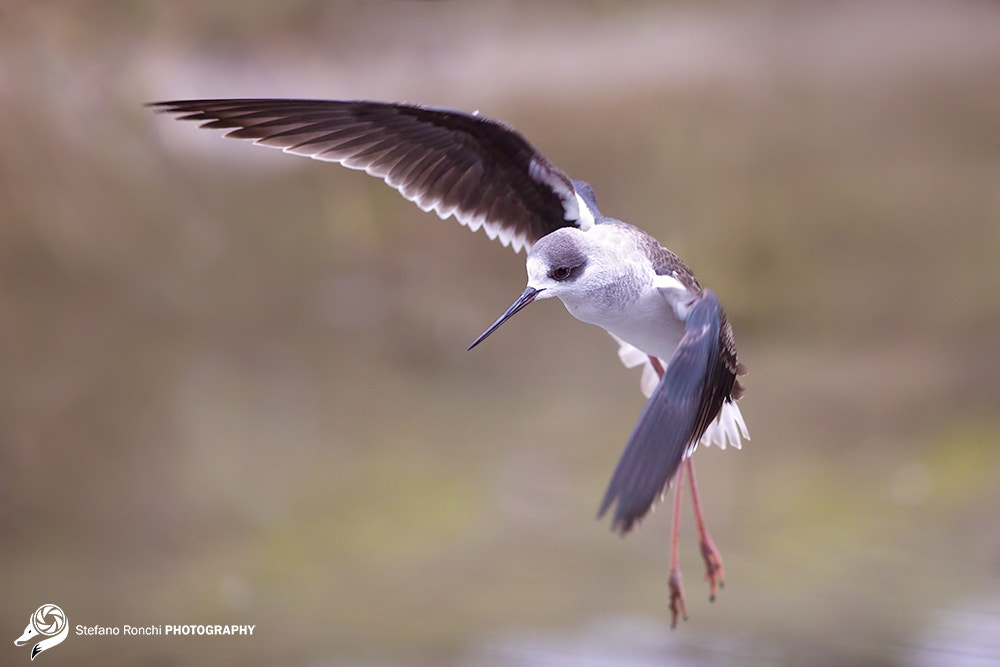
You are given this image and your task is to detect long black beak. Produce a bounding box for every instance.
[467,287,542,351]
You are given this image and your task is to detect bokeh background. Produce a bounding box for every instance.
[2,1,999,665]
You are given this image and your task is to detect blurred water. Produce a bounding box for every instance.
[903,594,1000,667]
[471,615,775,667]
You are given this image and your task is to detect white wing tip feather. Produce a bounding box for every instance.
[701,400,750,451]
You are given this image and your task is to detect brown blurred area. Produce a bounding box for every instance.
[2,1,999,664]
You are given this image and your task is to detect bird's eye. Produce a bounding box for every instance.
[552,266,573,281]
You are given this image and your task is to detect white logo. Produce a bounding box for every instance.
[14,604,68,661]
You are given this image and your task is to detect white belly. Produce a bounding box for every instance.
[569,287,751,453]
[563,286,687,362]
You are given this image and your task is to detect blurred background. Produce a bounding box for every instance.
[2,1,999,664]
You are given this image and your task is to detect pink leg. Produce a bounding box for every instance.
[668,462,688,628]
[648,355,724,617]
[649,356,689,626]
[686,457,725,600]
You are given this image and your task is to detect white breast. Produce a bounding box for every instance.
[537,224,696,364]
[563,276,691,362]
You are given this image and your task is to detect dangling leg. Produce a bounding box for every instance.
[686,457,725,600]
[668,462,688,628]
[648,354,725,611]
[647,356,689,626]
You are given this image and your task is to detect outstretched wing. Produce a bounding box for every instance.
[149,99,598,252]
[597,290,737,534]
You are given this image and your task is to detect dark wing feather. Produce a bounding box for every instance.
[148,99,594,252]
[597,290,736,534]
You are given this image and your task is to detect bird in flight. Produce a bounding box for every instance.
[149,99,749,626]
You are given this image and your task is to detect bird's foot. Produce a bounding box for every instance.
[668,568,688,629]
[699,536,726,601]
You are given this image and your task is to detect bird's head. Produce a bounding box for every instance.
[467,227,604,350]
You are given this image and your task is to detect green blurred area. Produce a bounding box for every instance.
[2,1,999,665]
